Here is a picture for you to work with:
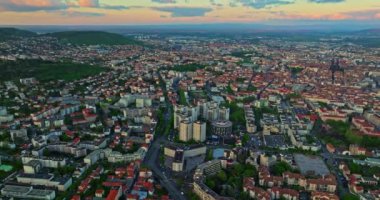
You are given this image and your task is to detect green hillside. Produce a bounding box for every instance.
[46,31,143,46]
[0,59,106,82]
[0,28,36,41]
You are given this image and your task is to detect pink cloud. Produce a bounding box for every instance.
[77,0,99,7]
[9,0,64,7]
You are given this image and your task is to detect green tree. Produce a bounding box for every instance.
[342,194,359,200]
[271,161,292,176]
[205,178,216,189]
[64,116,73,126]
[217,171,227,182]
[242,133,250,146]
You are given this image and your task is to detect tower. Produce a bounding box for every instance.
[330,58,344,84]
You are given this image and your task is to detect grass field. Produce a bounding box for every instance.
[0,165,13,172]
[0,59,106,82]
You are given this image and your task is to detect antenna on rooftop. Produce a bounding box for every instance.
[329,58,344,84]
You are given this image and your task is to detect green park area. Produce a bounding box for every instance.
[0,59,106,82]
[172,64,206,72]
[318,120,380,148]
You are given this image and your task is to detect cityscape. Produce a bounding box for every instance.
[1,0,380,200]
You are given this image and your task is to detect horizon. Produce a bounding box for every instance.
[0,0,379,28]
[3,22,380,33]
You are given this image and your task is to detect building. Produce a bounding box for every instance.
[16,173,72,191]
[193,180,233,200]
[107,148,147,163]
[164,144,207,172]
[179,120,193,142]
[47,143,87,158]
[211,120,233,137]
[193,121,206,142]
[194,160,222,179]
[174,101,230,129]
[193,160,233,200]
[23,160,42,174]
[310,191,339,200]
[0,106,14,123]
[245,105,257,134]
[1,184,56,200]
[10,129,28,141]
[21,156,67,169]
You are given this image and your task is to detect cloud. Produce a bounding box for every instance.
[0,0,128,12]
[152,0,177,3]
[75,0,128,10]
[153,7,213,17]
[77,0,99,7]
[57,10,105,17]
[210,0,224,7]
[236,0,295,9]
[267,8,380,21]
[0,0,67,12]
[78,0,128,10]
[341,9,380,20]
[308,0,345,3]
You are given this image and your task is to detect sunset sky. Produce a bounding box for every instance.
[0,0,379,25]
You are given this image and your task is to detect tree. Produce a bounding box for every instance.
[271,161,292,176]
[237,192,250,200]
[178,89,187,105]
[233,163,245,175]
[242,133,250,146]
[205,178,216,189]
[206,149,213,161]
[243,166,257,177]
[342,194,359,200]
[64,116,73,126]
[228,84,234,94]
[217,171,227,182]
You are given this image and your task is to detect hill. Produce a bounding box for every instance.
[0,28,37,41]
[46,31,143,46]
[356,29,380,35]
[0,59,106,82]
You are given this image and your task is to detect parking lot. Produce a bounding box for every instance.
[294,154,330,176]
[264,135,287,148]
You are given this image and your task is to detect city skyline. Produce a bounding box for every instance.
[0,0,379,26]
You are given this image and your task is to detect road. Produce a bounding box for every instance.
[320,144,350,196]
[143,125,186,200]
[143,73,186,200]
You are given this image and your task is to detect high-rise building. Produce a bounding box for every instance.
[218,107,230,121]
[174,112,191,129]
[193,121,206,142]
[179,120,193,142]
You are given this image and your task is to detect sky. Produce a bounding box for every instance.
[0,0,379,25]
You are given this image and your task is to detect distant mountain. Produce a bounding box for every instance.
[355,29,380,35]
[45,31,143,46]
[0,28,37,41]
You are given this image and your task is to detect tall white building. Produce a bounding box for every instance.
[179,120,193,142]
[193,121,206,142]
[175,101,230,142]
